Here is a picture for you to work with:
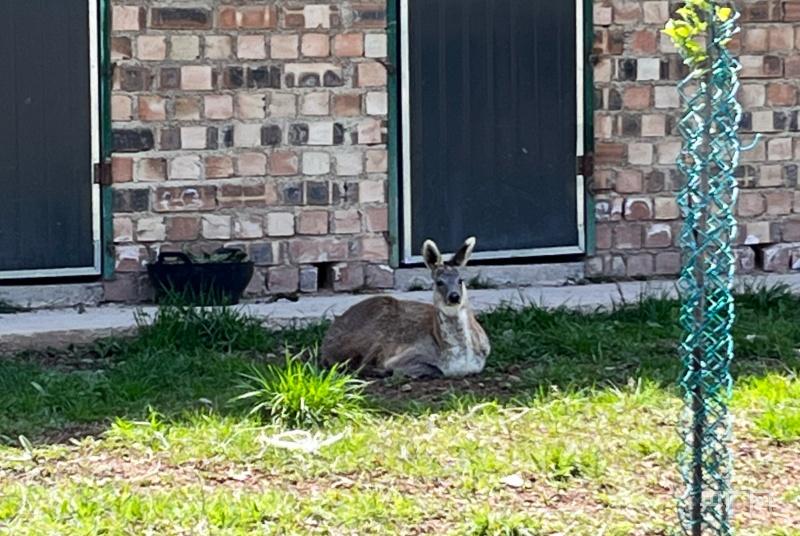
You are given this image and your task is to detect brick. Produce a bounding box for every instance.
[628,143,653,165]
[358,236,389,261]
[112,157,133,183]
[642,1,669,23]
[302,152,331,175]
[767,83,797,106]
[655,252,681,275]
[297,210,329,235]
[765,191,793,215]
[136,158,166,182]
[333,94,361,116]
[301,92,330,116]
[739,84,766,107]
[268,93,296,117]
[137,36,166,61]
[304,4,333,29]
[234,215,264,239]
[762,243,794,272]
[114,246,145,272]
[366,92,388,115]
[271,34,299,59]
[262,125,282,146]
[205,155,234,179]
[360,180,384,203]
[138,96,166,121]
[744,28,769,52]
[181,66,212,90]
[782,220,800,242]
[236,6,278,29]
[736,247,756,273]
[166,216,200,241]
[113,129,154,153]
[168,156,202,180]
[637,58,661,80]
[202,215,232,240]
[174,97,201,120]
[331,263,365,291]
[332,209,361,234]
[298,265,319,293]
[237,35,267,60]
[357,119,382,144]
[113,217,134,244]
[117,66,149,92]
[289,238,348,263]
[233,124,262,148]
[365,264,394,289]
[150,8,211,29]
[104,275,141,303]
[645,223,672,248]
[352,4,385,28]
[627,254,654,277]
[334,33,364,56]
[270,152,299,175]
[154,185,216,213]
[769,26,794,50]
[237,153,267,176]
[203,95,233,120]
[113,6,143,31]
[112,95,132,121]
[594,5,613,25]
[656,141,681,165]
[136,217,166,242]
[337,152,363,176]
[622,86,653,110]
[366,149,388,173]
[363,206,388,232]
[267,266,299,293]
[302,34,330,57]
[596,143,626,165]
[641,114,666,137]
[171,36,200,61]
[595,224,613,249]
[180,127,207,150]
[206,36,232,59]
[357,62,386,87]
[113,188,149,213]
[624,197,653,220]
[615,224,642,249]
[112,37,132,60]
[738,192,766,216]
[654,86,678,108]
[768,138,793,160]
[365,34,387,58]
[235,94,266,120]
[630,30,658,54]
[249,242,277,266]
[615,170,642,193]
[654,197,680,220]
[743,221,776,245]
[266,212,295,237]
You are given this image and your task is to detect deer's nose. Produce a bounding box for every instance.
[447,292,461,305]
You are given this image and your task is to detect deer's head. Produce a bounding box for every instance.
[422,237,476,311]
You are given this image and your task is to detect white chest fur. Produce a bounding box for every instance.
[438,308,487,377]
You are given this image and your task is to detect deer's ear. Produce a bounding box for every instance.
[448,237,476,267]
[422,239,443,270]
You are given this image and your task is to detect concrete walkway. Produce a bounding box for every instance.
[2,274,799,353]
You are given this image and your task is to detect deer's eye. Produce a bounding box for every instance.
[436,280,445,287]
[458,279,464,285]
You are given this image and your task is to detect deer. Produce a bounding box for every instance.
[320,237,491,379]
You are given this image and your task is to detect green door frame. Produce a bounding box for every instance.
[385,0,596,266]
[99,0,114,278]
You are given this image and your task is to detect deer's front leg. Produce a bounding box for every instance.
[384,347,444,380]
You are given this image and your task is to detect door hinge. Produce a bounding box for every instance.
[577,152,594,178]
[94,159,113,186]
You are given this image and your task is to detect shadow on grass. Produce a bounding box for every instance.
[1,284,799,445]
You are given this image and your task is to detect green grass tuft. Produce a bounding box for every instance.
[232,350,367,428]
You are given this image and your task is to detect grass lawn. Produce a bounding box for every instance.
[1,286,799,535]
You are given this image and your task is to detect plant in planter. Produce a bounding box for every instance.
[147,247,254,306]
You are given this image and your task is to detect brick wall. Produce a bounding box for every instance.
[590,0,800,279]
[107,1,391,301]
[107,0,800,301]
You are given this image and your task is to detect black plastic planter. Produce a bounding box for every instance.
[147,249,254,306]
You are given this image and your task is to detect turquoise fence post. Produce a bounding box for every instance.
[665,1,757,534]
